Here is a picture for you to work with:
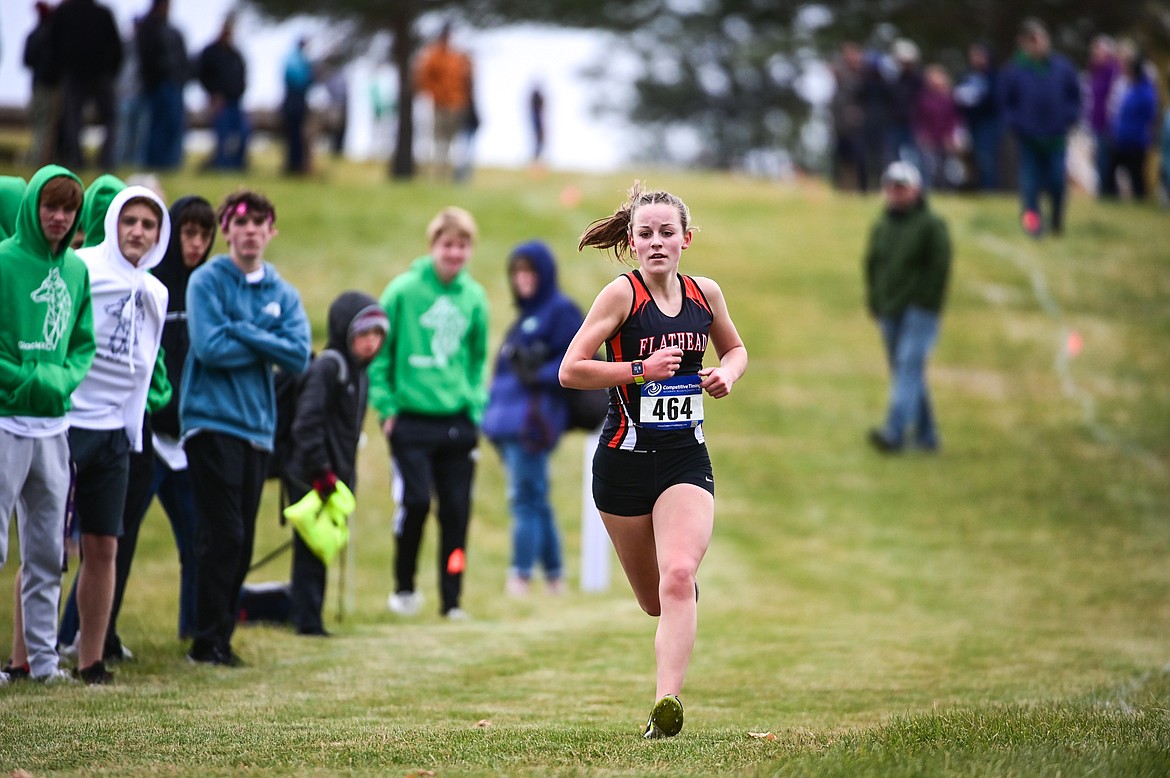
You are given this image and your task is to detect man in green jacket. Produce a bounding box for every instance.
[864,161,951,454]
[369,206,489,620]
[0,165,95,684]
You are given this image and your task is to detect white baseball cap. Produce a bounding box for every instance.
[882,161,922,189]
[892,38,920,63]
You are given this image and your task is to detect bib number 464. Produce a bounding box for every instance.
[651,395,693,422]
[639,375,704,430]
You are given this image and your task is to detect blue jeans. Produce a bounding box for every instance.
[151,461,200,639]
[282,94,308,173]
[1093,132,1116,197]
[968,118,1002,190]
[116,92,150,167]
[887,125,922,172]
[498,439,562,580]
[1018,139,1068,232]
[144,81,185,169]
[210,99,249,169]
[877,307,941,449]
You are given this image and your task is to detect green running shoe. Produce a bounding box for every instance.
[643,694,684,739]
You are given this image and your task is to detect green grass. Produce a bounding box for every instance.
[2,155,1169,777]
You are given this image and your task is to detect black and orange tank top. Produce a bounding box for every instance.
[600,270,713,452]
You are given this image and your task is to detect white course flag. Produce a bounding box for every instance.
[579,431,610,592]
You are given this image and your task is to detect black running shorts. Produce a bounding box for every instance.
[591,443,714,517]
[68,426,131,537]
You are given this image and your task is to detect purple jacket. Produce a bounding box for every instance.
[1087,59,1119,134]
[914,88,959,149]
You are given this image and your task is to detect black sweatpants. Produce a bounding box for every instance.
[285,480,328,634]
[388,413,478,614]
[185,432,268,657]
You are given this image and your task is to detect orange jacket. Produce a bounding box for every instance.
[414,43,471,110]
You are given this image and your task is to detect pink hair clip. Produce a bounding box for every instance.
[221,199,276,230]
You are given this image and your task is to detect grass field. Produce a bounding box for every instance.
[2,156,1169,777]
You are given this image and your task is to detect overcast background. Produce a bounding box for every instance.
[0,1,635,172]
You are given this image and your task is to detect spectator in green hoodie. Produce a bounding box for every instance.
[0,165,95,685]
[0,176,27,241]
[369,206,489,620]
[864,161,951,455]
[74,173,125,250]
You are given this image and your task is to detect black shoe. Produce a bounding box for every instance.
[75,660,114,685]
[2,661,30,681]
[187,645,245,667]
[103,637,133,663]
[216,648,246,667]
[867,428,901,454]
[187,641,218,665]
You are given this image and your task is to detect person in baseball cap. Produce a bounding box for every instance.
[864,159,951,455]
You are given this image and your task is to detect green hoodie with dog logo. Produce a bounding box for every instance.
[0,165,95,419]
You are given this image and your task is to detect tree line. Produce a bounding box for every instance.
[245,0,1167,176]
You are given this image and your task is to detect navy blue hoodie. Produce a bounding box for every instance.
[151,196,214,438]
[998,50,1081,144]
[482,241,583,450]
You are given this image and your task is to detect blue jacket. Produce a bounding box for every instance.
[482,241,583,450]
[179,255,312,449]
[1113,76,1158,151]
[998,51,1081,143]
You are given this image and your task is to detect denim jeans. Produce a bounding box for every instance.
[1018,140,1068,232]
[144,81,185,169]
[877,306,941,449]
[151,461,199,639]
[498,439,562,581]
[1094,132,1116,197]
[968,118,1002,190]
[211,100,250,169]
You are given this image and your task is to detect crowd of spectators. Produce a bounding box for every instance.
[829,20,1166,204]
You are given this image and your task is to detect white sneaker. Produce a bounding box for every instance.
[0,670,9,685]
[387,590,422,616]
[444,607,471,621]
[33,668,75,684]
[59,634,80,659]
[505,573,530,597]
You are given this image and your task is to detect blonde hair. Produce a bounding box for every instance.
[426,206,478,245]
[577,181,692,266]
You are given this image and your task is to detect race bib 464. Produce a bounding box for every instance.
[639,374,704,430]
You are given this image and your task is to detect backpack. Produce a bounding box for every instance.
[565,386,608,431]
[267,348,348,481]
[564,354,608,432]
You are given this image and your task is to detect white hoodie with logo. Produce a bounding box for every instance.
[68,186,171,452]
